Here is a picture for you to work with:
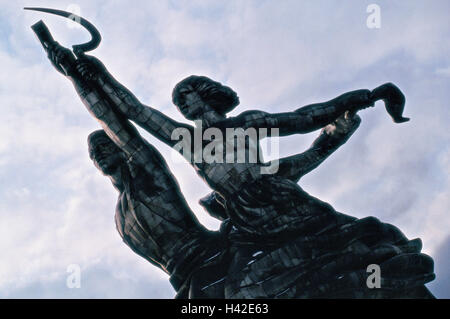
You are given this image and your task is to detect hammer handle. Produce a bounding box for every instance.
[31,20,56,49]
[30,20,77,76]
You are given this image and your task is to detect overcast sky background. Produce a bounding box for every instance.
[0,0,448,298]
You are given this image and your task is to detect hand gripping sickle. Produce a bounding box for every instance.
[24,7,101,76]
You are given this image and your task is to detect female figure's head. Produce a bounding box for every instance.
[172,75,239,120]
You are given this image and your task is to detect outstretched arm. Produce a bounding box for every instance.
[233,90,372,136]
[75,55,194,147]
[269,112,361,182]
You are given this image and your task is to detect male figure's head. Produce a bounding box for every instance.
[88,130,126,176]
[172,75,240,121]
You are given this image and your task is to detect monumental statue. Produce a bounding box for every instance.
[26,8,435,298]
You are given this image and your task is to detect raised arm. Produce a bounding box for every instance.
[75,55,194,147]
[79,92,162,171]
[48,44,161,170]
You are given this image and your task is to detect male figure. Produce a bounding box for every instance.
[89,128,229,296]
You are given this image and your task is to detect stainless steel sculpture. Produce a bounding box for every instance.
[27,8,435,298]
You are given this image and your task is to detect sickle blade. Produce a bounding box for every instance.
[24,7,101,54]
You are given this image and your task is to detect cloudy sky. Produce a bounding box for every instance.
[0,0,448,298]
